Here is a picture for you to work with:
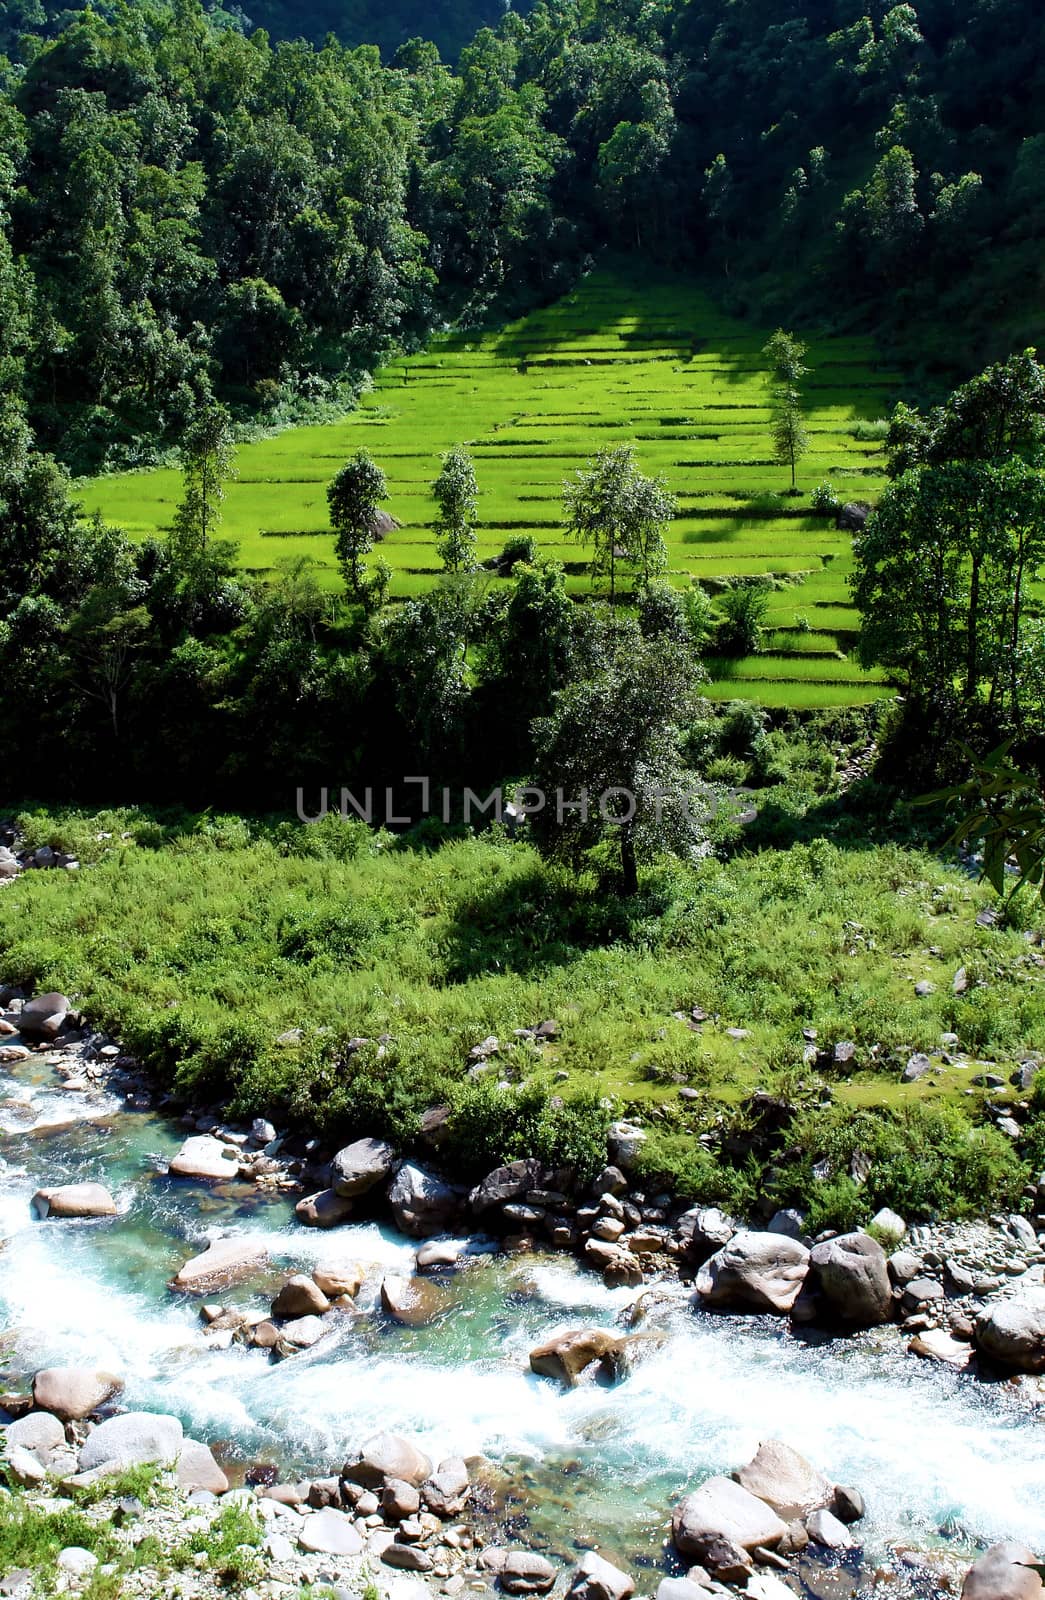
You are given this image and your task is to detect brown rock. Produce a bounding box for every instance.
[30,1184,117,1220]
[271,1275,330,1318]
[962,1543,1043,1600]
[295,1189,354,1228]
[31,1367,123,1421]
[529,1328,625,1387]
[380,1274,450,1326]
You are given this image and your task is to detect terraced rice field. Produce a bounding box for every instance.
[82,264,901,708]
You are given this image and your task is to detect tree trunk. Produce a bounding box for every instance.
[620,827,638,896]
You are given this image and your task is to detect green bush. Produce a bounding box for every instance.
[810,481,841,514]
[716,584,770,656]
[634,1129,757,1214]
[443,1077,614,1184]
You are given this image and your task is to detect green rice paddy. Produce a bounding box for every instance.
[82,263,901,708]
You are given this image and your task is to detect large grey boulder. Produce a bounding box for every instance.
[332,1138,398,1198]
[298,1507,364,1556]
[500,1552,558,1594]
[607,1122,647,1171]
[31,1184,117,1220]
[529,1328,625,1387]
[975,1292,1045,1373]
[78,1411,183,1473]
[168,1136,242,1182]
[295,1189,354,1228]
[676,1208,737,1264]
[808,1232,892,1327]
[470,1159,543,1215]
[19,993,70,1040]
[346,1433,433,1489]
[380,1274,449,1327]
[567,1551,635,1600]
[5,1411,66,1463]
[171,1236,268,1291]
[961,1543,1043,1600]
[271,1275,330,1318]
[422,1457,470,1517]
[177,1439,229,1494]
[735,1440,832,1520]
[695,1233,809,1315]
[805,1508,855,1549]
[673,1476,788,1557]
[388,1163,463,1237]
[32,1367,122,1421]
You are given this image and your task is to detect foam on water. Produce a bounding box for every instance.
[4,1061,1045,1566]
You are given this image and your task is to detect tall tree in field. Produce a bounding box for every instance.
[432,445,479,573]
[169,405,236,571]
[763,330,809,492]
[328,451,387,600]
[564,445,674,601]
[529,611,704,895]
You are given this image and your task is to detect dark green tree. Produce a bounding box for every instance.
[328,451,387,601]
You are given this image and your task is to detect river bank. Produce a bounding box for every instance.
[3,1003,1045,1599]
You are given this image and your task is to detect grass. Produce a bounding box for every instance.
[1,802,1043,1225]
[80,260,898,708]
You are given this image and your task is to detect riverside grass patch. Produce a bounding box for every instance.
[81,263,898,711]
[2,806,1044,1222]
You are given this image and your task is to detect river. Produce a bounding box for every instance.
[2,1047,1044,1588]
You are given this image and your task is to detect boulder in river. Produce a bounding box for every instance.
[295,1189,354,1228]
[168,1136,242,1182]
[500,1551,558,1594]
[422,1456,470,1516]
[807,1232,892,1327]
[975,1291,1045,1373]
[529,1328,625,1387]
[19,992,70,1040]
[313,1262,365,1299]
[388,1162,464,1237]
[567,1551,635,1600]
[171,1236,269,1292]
[805,1508,855,1549]
[78,1411,183,1473]
[346,1432,433,1489]
[30,1183,117,1220]
[271,1275,330,1318]
[695,1232,809,1315]
[177,1439,229,1495]
[961,1543,1044,1600]
[673,1476,788,1557]
[380,1274,450,1326]
[735,1440,832,1520]
[32,1367,122,1421]
[332,1137,398,1198]
[676,1207,737,1264]
[5,1411,66,1464]
[470,1159,543,1215]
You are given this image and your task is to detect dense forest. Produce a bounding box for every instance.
[0,0,1042,472]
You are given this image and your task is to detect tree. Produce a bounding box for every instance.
[763,330,809,492]
[328,451,387,600]
[432,445,479,573]
[169,405,236,572]
[563,445,674,601]
[529,612,705,895]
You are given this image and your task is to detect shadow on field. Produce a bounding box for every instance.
[437,864,647,982]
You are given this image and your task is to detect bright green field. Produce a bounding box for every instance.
[82,263,900,708]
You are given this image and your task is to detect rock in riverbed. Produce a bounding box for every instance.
[332,1137,398,1197]
[735,1440,832,1520]
[529,1328,625,1387]
[500,1552,558,1594]
[380,1274,449,1326]
[168,1135,242,1182]
[962,1542,1044,1600]
[31,1366,122,1421]
[807,1231,892,1327]
[567,1551,635,1600]
[30,1183,117,1220]
[673,1476,788,1557]
[271,1274,330,1318]
[346,1432,433,1489]
[975,1291,1045,1373]
[171,1235,268,1291]
[695,1232,809,1315]
[295,1188,354,1227]
[78,1410,183,1473]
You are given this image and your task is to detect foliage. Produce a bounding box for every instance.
[432,444,479,574]
[928,742,1045,904]
[716,584,770,656]
[563,445,674,600]
[327,451,388,599]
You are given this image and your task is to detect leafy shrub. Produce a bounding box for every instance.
[634,1129,756,1214]
[716,584,769,655]
[443,1077,614,1183]
[810,481,841,514]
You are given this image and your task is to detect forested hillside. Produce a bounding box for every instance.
[0,0,1042,473]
